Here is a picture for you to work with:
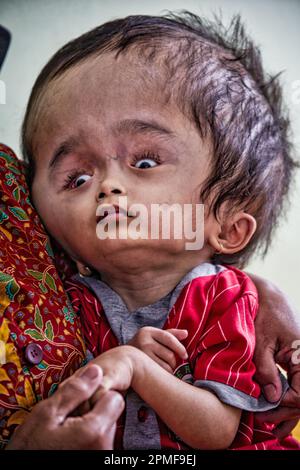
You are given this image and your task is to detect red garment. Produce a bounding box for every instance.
[66,266,300,450]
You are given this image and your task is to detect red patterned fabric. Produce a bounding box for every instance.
[0,144,86,448]
[66,267,300,450]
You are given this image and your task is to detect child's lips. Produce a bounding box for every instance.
[96,204,131,223]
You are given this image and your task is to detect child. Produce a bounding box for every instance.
[22,13,300,449]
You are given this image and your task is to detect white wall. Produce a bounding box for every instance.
[1,0,300,312]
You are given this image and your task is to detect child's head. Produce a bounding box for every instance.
[22,12,296,274]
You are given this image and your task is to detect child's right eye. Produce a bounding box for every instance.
[73,174,92,187]
[63,170,92,189]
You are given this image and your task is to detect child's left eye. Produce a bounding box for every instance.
[132,153,161,169]
[134,159,158,169]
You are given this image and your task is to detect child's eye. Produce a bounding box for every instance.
[63,171,92,189]
[132,153,161,169]
[74,174,92,187]
[135,159,158,169]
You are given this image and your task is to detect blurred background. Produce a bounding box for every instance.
[0,0,300,314]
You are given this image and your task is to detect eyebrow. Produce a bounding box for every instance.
[49,136,82,171]
[112,118,176,138]
[48,119,175,171]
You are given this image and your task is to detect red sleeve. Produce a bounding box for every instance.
[191,269,260,398]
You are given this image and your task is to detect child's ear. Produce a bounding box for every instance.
[209,212,257,255]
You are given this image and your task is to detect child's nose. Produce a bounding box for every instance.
[96,177,127,201]
[96,158,127,201]
[97,187,123,200]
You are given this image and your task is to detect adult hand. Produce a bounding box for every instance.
[6,364,124,450]
[250,273,300,439]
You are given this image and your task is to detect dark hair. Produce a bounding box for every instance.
[21,11,298,267]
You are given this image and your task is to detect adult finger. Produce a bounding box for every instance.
[89,379,113,409]
[85,391,125,449]
[273,419,299,440]
[254,346,283,402]
[53,365,104,420]
[255,407,300,425]
[90,390,125,424]
[73,400,91,417]
[279,366,300,408]
[280,385,300,408]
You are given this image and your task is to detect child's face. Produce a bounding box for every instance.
[31,53,216,275]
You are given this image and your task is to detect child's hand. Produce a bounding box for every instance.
[128,327,188,373]
[88,345,143,407]
[91,345,136,392]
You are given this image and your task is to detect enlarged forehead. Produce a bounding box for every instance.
[30,41,214,147]
[32,35,272,160]
[32,52,175,144]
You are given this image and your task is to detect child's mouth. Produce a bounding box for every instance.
[96,204,130,223]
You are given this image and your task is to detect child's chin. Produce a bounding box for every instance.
[96,237,190,261]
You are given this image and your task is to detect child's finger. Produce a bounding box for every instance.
[152,329,188,359]
[166,329,188,340]
[148,352,174,374]
[150,343,177,369]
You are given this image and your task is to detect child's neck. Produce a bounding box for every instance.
[100,260,207,312]
[100,270,185,312]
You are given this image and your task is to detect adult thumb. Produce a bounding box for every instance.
[254,347,283,403]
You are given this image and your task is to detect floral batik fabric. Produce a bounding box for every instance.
[0,144,86,448]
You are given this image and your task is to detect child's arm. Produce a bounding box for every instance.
[128,327,188,373]
[92,345,241,449]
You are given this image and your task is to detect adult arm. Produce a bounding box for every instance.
[6,364,124,450]
[249,273,300,437]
